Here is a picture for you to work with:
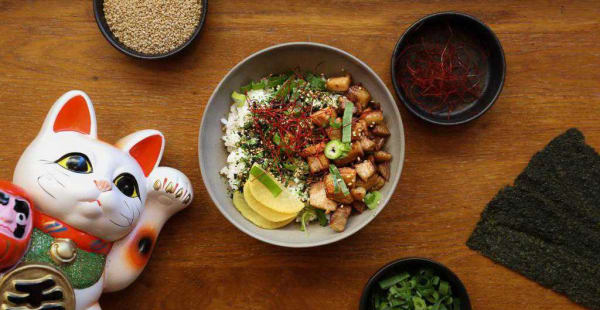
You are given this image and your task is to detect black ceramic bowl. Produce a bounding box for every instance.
[93,0,208,60]
[391,12,505,125]
[359,258,472,310]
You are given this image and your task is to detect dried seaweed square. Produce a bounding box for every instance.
[467,128,600,309]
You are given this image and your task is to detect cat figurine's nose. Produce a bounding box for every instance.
[94,180,112,192]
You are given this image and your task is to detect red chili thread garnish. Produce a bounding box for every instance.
[250,87,327,180]
[396,26,486,118]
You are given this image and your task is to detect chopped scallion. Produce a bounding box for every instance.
[371,269,460,310]
[329,117,342,129]
[249,164,282,197]
[231,91,246,107]
[329,164,350,196]
[342,101,354,143]
[378,272,410,289]
[364,191,382,209]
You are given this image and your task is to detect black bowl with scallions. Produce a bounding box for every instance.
[360,258,471,310]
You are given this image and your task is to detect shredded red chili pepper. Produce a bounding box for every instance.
[250,88,327,178]
[396,26,485,117]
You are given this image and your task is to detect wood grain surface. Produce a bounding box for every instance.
[1,0,599,309]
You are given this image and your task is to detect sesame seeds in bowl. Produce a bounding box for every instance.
[93,0,208,59]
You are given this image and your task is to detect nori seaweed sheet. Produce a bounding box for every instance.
[467,128,600,309]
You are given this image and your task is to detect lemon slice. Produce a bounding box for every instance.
[246,165,305,214]
[233,191,294,229]
[243,183,297,222]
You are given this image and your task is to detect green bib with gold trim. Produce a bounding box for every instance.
[21,229,105,289]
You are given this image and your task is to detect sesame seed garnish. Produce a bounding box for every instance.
[104,0,203,55]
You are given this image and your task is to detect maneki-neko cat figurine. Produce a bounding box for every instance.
[0,91,193,310]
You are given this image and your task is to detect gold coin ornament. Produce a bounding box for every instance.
[0,91,193,309]
[0,264,76,310]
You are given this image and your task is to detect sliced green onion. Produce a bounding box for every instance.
[372,269,458,310]
[324,140,345,159]
[342,101,354,143]
[413,297,427,310]
[250,164,282,197]
[364,191,382,209]
[378,272,410,289]
[231,91,246,107]
[328,164,350,196]
[329,117,342,129]
[452,298,460,310]
[416,276,431,289]
[426,291,440,304]
[439,281,449,296]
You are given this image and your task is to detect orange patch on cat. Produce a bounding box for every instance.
[126,226,156,269]
[53,95,92,134]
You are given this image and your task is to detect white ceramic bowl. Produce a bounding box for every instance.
[199,42,405,247]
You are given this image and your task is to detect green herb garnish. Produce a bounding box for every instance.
[315,209,328,226]
[329,117,342,129]
[240,84,252,93]
[273,132,281,145]
[342,101,354,143]
[282,162,296,171]
[267,74,288,88]
[306,72,326,90]
[251,80,266,90]
[275,76,294,99]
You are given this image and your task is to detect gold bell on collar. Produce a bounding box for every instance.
[49,238,77,265]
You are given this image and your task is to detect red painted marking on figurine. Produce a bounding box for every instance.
[128,135,163,177]
[126,226,156,269]
[53,95,92,134]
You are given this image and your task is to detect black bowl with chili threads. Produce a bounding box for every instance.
[391,12,506,125]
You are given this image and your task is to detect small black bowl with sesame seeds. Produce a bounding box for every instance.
[93,0,208,60]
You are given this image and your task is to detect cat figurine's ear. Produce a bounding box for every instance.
[39,90,98,138]
[116,130,165,177]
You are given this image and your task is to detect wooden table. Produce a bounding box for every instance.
[1,1,599,309]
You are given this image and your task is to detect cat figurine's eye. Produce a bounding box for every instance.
[114,173,139,199]
[56,153,93,174]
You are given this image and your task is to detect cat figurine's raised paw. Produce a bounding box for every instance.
[2,90,193,310]
[148,166,193,214]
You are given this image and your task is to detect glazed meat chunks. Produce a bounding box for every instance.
[304,74,394,232]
